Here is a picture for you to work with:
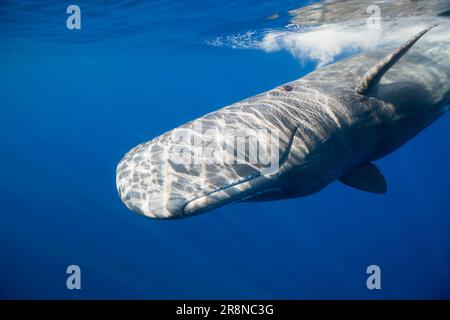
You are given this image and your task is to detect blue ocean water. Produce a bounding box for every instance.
[0,0,449,299]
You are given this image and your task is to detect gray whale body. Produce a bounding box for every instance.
[116,23,450,219]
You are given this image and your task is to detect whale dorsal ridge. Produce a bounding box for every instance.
[356,24,437,95]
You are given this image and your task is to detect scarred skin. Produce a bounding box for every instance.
[116,23,450,219]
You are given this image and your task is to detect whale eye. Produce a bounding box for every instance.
[282,85,293,92]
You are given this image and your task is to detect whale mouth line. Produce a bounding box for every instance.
[181,126,299,216]
[182,174,262,216]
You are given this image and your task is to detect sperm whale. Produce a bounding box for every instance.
[116,23,450,219]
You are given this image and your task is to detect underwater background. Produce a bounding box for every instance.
[0,0,449,299]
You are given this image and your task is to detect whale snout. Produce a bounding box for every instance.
[115,138,202,219]
[116,126,280,219]
[115,105,298,219]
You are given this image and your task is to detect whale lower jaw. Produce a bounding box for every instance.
[183,175,271,216]
[182,128,300,216]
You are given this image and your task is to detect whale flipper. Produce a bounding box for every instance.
[339,162,387,194]
[356,25,437,95]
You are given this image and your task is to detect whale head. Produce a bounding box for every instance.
[116,113,290,219]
